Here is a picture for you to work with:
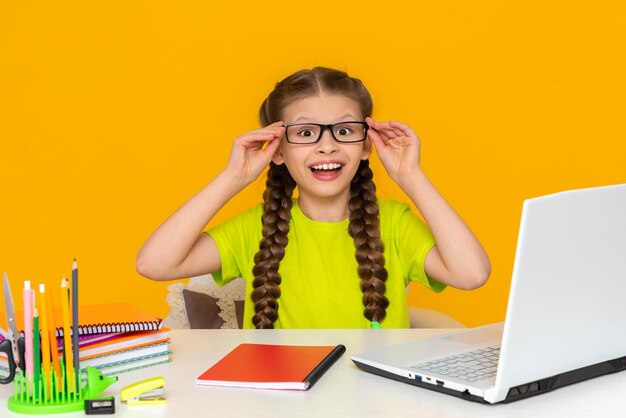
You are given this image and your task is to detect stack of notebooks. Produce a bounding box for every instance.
[1,302,172,378]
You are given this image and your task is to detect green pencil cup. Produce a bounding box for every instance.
[8,365,117,414]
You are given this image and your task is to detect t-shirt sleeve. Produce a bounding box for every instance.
[205,205,262,286]
[394,203,446,293]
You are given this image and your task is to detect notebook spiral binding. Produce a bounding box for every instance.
[55,320,162,337]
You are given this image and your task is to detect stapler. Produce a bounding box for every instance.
[120,376,167,406]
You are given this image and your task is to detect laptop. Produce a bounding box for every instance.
[352,183,626,404]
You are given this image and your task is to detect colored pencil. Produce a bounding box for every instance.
[38,284,51,398]
[23,281,34,392]
[44,284,62,391]
[71,259,80,391]
[61,278,75,392]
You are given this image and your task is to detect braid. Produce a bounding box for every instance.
[250,163,296,328]
[256,67,377,327]
[348,159,389,323]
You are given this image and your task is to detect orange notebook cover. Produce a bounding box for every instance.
[195,343,346,390]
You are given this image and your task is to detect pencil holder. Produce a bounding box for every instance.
[8,365,117,414]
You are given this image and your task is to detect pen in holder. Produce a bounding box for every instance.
[8,365,117,414]
[5,261,116,414]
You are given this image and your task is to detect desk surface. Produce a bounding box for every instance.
[2,328,626,417]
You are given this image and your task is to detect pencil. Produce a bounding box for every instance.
[39,284,51,398]
[23,281,34,393]
[33,308,40,400]
[61,278,75,392]
[44,284,62,391]
[71,259,80,391]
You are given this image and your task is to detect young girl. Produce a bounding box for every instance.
[137,67,490,329]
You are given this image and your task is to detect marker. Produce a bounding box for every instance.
[39,284,51,398]
[33,308,40,400]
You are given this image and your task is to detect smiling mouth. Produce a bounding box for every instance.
[310,163,343,173]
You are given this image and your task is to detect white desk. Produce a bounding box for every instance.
[2,329,626,417]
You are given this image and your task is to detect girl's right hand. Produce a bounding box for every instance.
[224,122,285,185]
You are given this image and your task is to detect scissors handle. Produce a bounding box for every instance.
[0,338,17,384]
[17,336,25,370]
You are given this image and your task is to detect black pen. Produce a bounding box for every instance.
[303,344,346,389]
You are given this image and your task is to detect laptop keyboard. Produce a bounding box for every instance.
[411,346,500,382]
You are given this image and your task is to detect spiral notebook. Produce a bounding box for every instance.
[1,302,162,337]
[54,302,162,337]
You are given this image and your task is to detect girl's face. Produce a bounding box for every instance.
[272,94,371,205]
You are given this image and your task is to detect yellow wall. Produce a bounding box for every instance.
[1,2,625,327]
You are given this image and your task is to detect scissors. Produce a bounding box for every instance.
[1,272,26,384]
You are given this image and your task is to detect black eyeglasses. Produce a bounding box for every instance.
[282,121,369,144]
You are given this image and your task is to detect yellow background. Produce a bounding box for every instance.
[1,2,625,327]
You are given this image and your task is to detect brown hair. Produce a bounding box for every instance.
[251,67,388,328]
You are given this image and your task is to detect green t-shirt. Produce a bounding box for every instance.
[207,199,444,329]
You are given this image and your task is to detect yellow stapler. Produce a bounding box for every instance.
[120,376,167,406]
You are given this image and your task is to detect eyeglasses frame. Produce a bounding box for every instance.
[282,121,369,144]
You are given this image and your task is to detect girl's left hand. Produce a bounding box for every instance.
[366,118,422,184]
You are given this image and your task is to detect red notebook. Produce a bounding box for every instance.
[195,343,346,390]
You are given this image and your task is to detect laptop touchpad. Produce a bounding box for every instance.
[443,328,502,345]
